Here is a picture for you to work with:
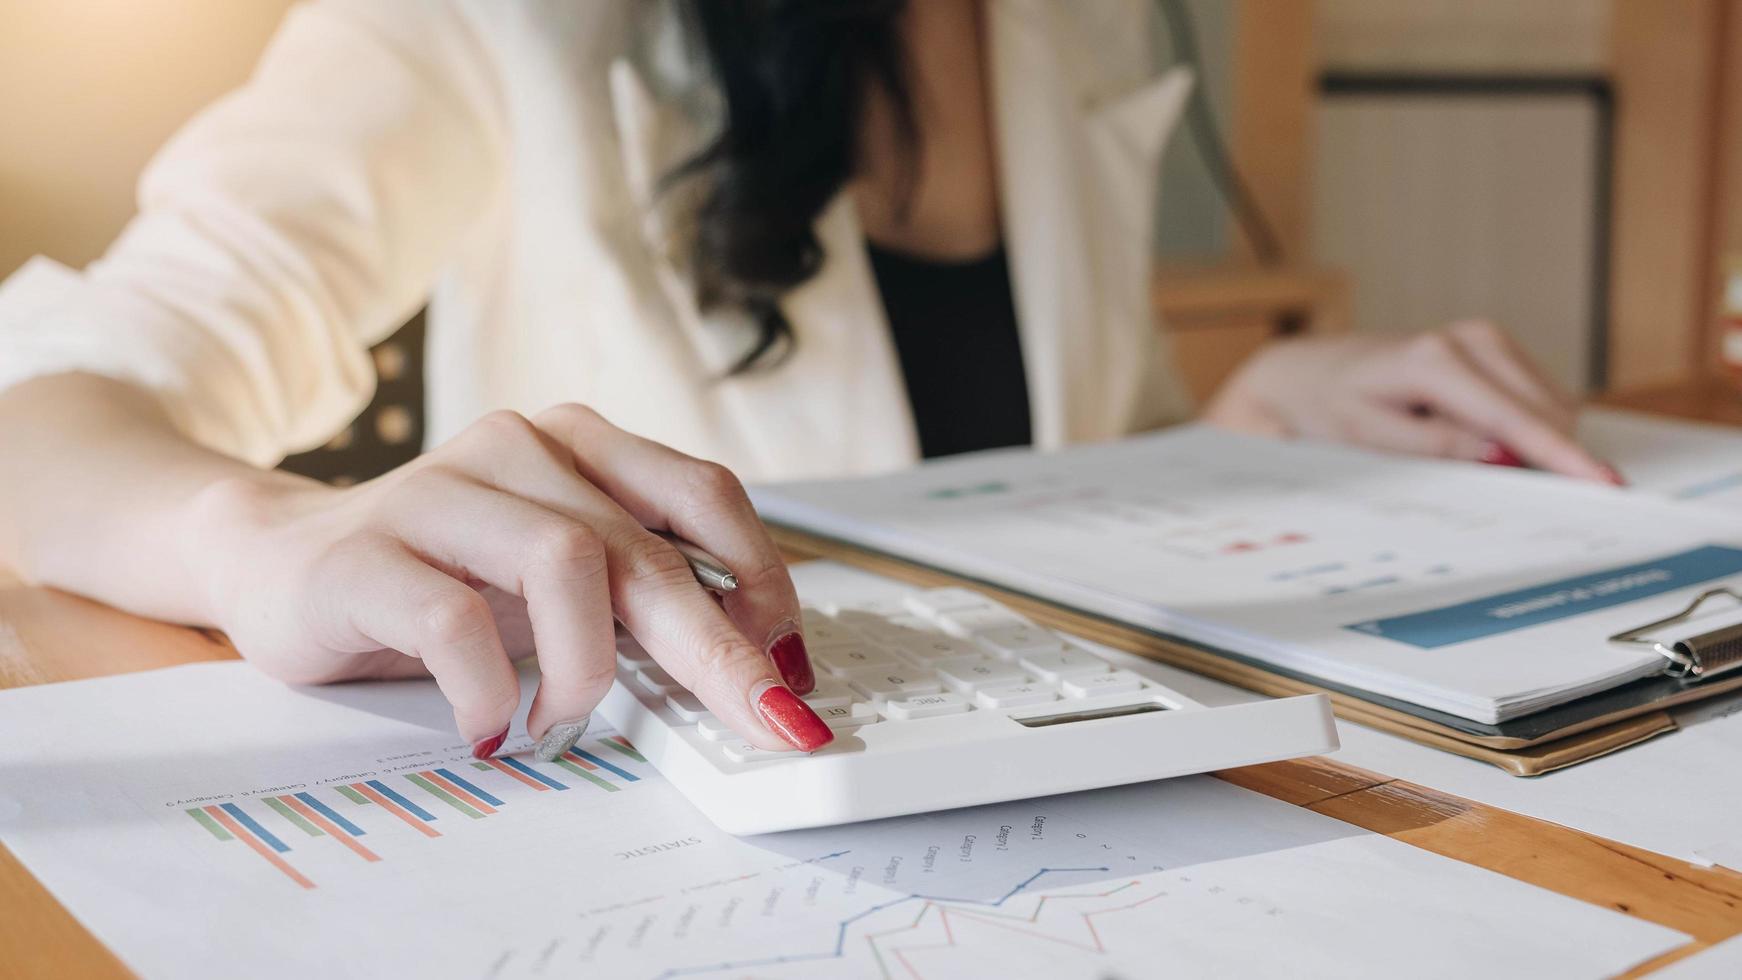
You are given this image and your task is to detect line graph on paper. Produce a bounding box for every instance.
[639,864,1289,980]
[466,776,1352,980]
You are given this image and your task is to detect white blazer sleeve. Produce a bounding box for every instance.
[0,0,503,465]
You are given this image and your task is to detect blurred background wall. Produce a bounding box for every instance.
[0,1,295,276]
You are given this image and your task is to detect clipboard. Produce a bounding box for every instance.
[772,525,1742,776]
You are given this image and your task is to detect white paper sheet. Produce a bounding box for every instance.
[0,563,1690,979]
[1580,407,1742,509]
[755,426,1742,722]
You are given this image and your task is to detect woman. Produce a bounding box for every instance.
[0,0,1612,764]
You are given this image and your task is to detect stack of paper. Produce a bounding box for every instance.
[753,427,1742,724]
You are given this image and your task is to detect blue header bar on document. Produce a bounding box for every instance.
[1346,545,1742,650]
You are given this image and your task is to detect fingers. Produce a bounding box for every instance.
[379,467,616,758]
[316,534,521,753]
[1202,389,1292,438]
[437,411,829,752]
[1444,320,1577,432]
[1338,410,1491,462]
[606,531,830,751]
[535,404,815,694]
[1382,333,1615,482]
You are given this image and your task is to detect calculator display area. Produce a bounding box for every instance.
[1012,701,1172,728]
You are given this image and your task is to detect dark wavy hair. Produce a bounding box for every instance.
[668,0,917,374]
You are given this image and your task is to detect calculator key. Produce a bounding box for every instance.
[664,691,709,722]
[845,667,944,704]
[1061,670,1145,699]
[616,649,653,672]
[937,606,1031,635]
[936,658,1029,693]
[855,614,943,643]
[1018,648,1111,684]
[974,684,1060,709]
[893,634,987,663]
[803,618,866,650]
[637,666,680,696]
[815,645,902,677]
[722,742,806,763]
[800,681,855,710]
[838,597,915,615]
[974,623,1071,658]
[904,588,998,617]
[696,716,734,741]
[815,702,881,729]
[885,692,973,721]
[829,602,910,626]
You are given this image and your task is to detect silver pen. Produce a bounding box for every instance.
[654,531,739,593]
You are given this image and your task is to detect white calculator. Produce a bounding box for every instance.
[597,570,1338,834]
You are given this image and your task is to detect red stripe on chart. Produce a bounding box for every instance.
[421,771,497,813]
[486,757,551,791]
[203,805,316,889]
[564,751,599,770]
[279,796,381,862]
[351,783,441,837]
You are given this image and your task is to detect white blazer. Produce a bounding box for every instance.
[0,0,1194,482]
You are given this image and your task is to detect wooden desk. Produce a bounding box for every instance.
[1600,374,1742,426]
[6,402,1742,978]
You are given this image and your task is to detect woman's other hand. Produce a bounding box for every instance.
[184,405,829,759]
[1203,320,1622,484]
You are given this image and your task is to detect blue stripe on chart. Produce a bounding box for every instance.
[434,768,504,807]
[571,748,638,782]
[295,791,366,836]
[365,779,438,820]
[219,802,291,853]
[498,756,569,791]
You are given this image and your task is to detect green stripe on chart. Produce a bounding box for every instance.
[552,758,618,792]
[186,807,232,840]
[601,737,646,763]
[337,785,371,805]
[406,773,484,819]
[264,796,325,836]
[470,761,492,771]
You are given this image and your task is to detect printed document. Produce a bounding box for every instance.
[755,427,1742,722]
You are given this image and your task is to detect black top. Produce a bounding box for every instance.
[866,243,1033,459]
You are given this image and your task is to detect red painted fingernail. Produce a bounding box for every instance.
[471,725,510,759]
[1600,463,1628,487]
[753,681,834,752]
[768,630,815,695]
[1479,441,1526,468]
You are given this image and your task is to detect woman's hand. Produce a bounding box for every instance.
[183,405,830,760]
[1203,321,1621,484]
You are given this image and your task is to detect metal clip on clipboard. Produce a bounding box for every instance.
[1610,588,1742,680]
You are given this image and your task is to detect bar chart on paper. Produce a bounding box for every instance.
[175,734,648,890]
